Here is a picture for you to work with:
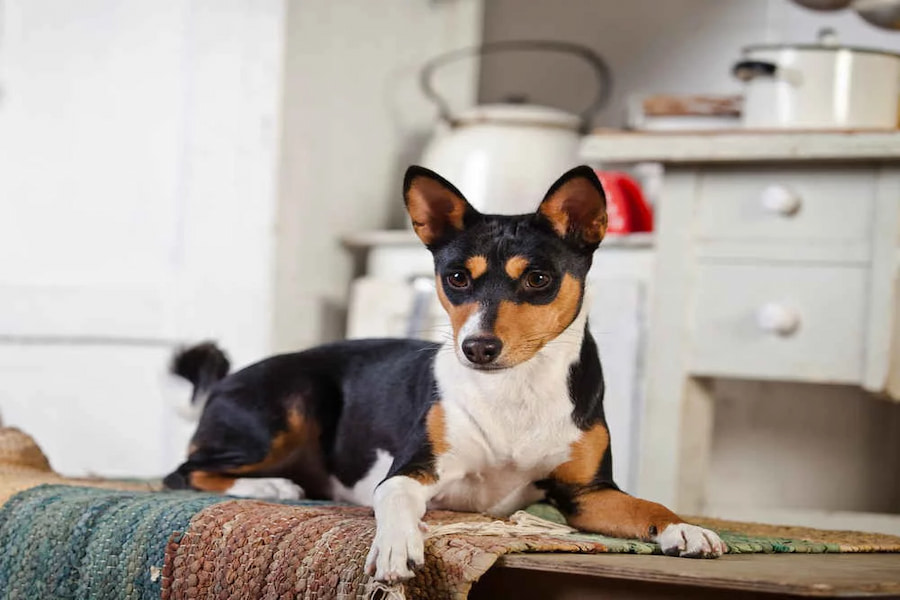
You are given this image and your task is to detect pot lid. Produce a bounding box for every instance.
[453,103,581,130]
[742,42,900,59]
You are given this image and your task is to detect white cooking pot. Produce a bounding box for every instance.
[733,30,900,129]
[418,41,611,214]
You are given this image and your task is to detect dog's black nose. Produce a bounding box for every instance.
[462,336,503,365]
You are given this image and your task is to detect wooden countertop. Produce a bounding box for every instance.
[580,129,900,164]
[471,553,900,599]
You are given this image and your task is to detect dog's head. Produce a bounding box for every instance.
[404,165,607,370]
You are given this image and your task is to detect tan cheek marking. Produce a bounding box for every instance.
[493,273,582,364]
[435,275,477,341]
[504,255,529,279]
[551,424,609,486]
[466,255,488,279]
[426,402,450,455]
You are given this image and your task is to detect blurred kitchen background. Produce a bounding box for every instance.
[2,0,900,534]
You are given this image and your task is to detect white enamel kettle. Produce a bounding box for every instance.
[418,40,612,214]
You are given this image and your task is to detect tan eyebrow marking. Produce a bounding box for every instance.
[466,255,488,279]
[505,255,530,279]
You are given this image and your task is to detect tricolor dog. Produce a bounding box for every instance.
[164,165,726,582]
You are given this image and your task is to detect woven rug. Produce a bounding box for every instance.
[2,426,900,600]
[2,485,900,600]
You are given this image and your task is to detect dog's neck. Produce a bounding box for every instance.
[432,296,591,469]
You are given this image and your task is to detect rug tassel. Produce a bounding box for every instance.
[369,581,406,600]
[426,510,576,538]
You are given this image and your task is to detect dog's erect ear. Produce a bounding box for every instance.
[536,165,608,250]
[404,166,477,248]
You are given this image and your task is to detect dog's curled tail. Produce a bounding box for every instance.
[171,342,230,419]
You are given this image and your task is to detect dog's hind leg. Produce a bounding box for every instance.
[165,451,308,500]
[164,393,326,500]
[164,465,304,498]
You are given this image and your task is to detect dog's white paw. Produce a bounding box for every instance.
[224,477,305,500]
[364,519,426,583]
[657,523,727,558]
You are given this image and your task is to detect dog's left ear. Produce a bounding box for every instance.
[404,165,477,248]
[536,166,608,250]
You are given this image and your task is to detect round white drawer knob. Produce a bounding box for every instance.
[756,303,801,336]
[760,185,802,216]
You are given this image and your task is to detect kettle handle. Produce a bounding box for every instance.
[420,40,613,134]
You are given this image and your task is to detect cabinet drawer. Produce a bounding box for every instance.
[689,263,866,383]
[695,167,875,244]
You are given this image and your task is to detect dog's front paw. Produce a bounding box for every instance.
[657,523,727,558]
[364,520,426,583]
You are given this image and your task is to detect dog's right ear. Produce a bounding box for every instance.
[404,166,477,248]
[536,165,608,251]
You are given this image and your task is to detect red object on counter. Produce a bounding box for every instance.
[594,170,654,234]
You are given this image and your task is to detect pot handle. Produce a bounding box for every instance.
[732,60,778,81]
[420,40,612,134]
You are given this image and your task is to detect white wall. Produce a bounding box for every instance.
[273,0,483,351]
[0,0,284,364]
[0,0,285,476]
[480,0,900,128]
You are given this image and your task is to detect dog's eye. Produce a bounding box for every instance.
[524,271,552,290]
[446,271,471,289]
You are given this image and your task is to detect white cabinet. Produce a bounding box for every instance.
[581,131,900,534]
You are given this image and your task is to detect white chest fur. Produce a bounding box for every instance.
[428,303,589,516]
